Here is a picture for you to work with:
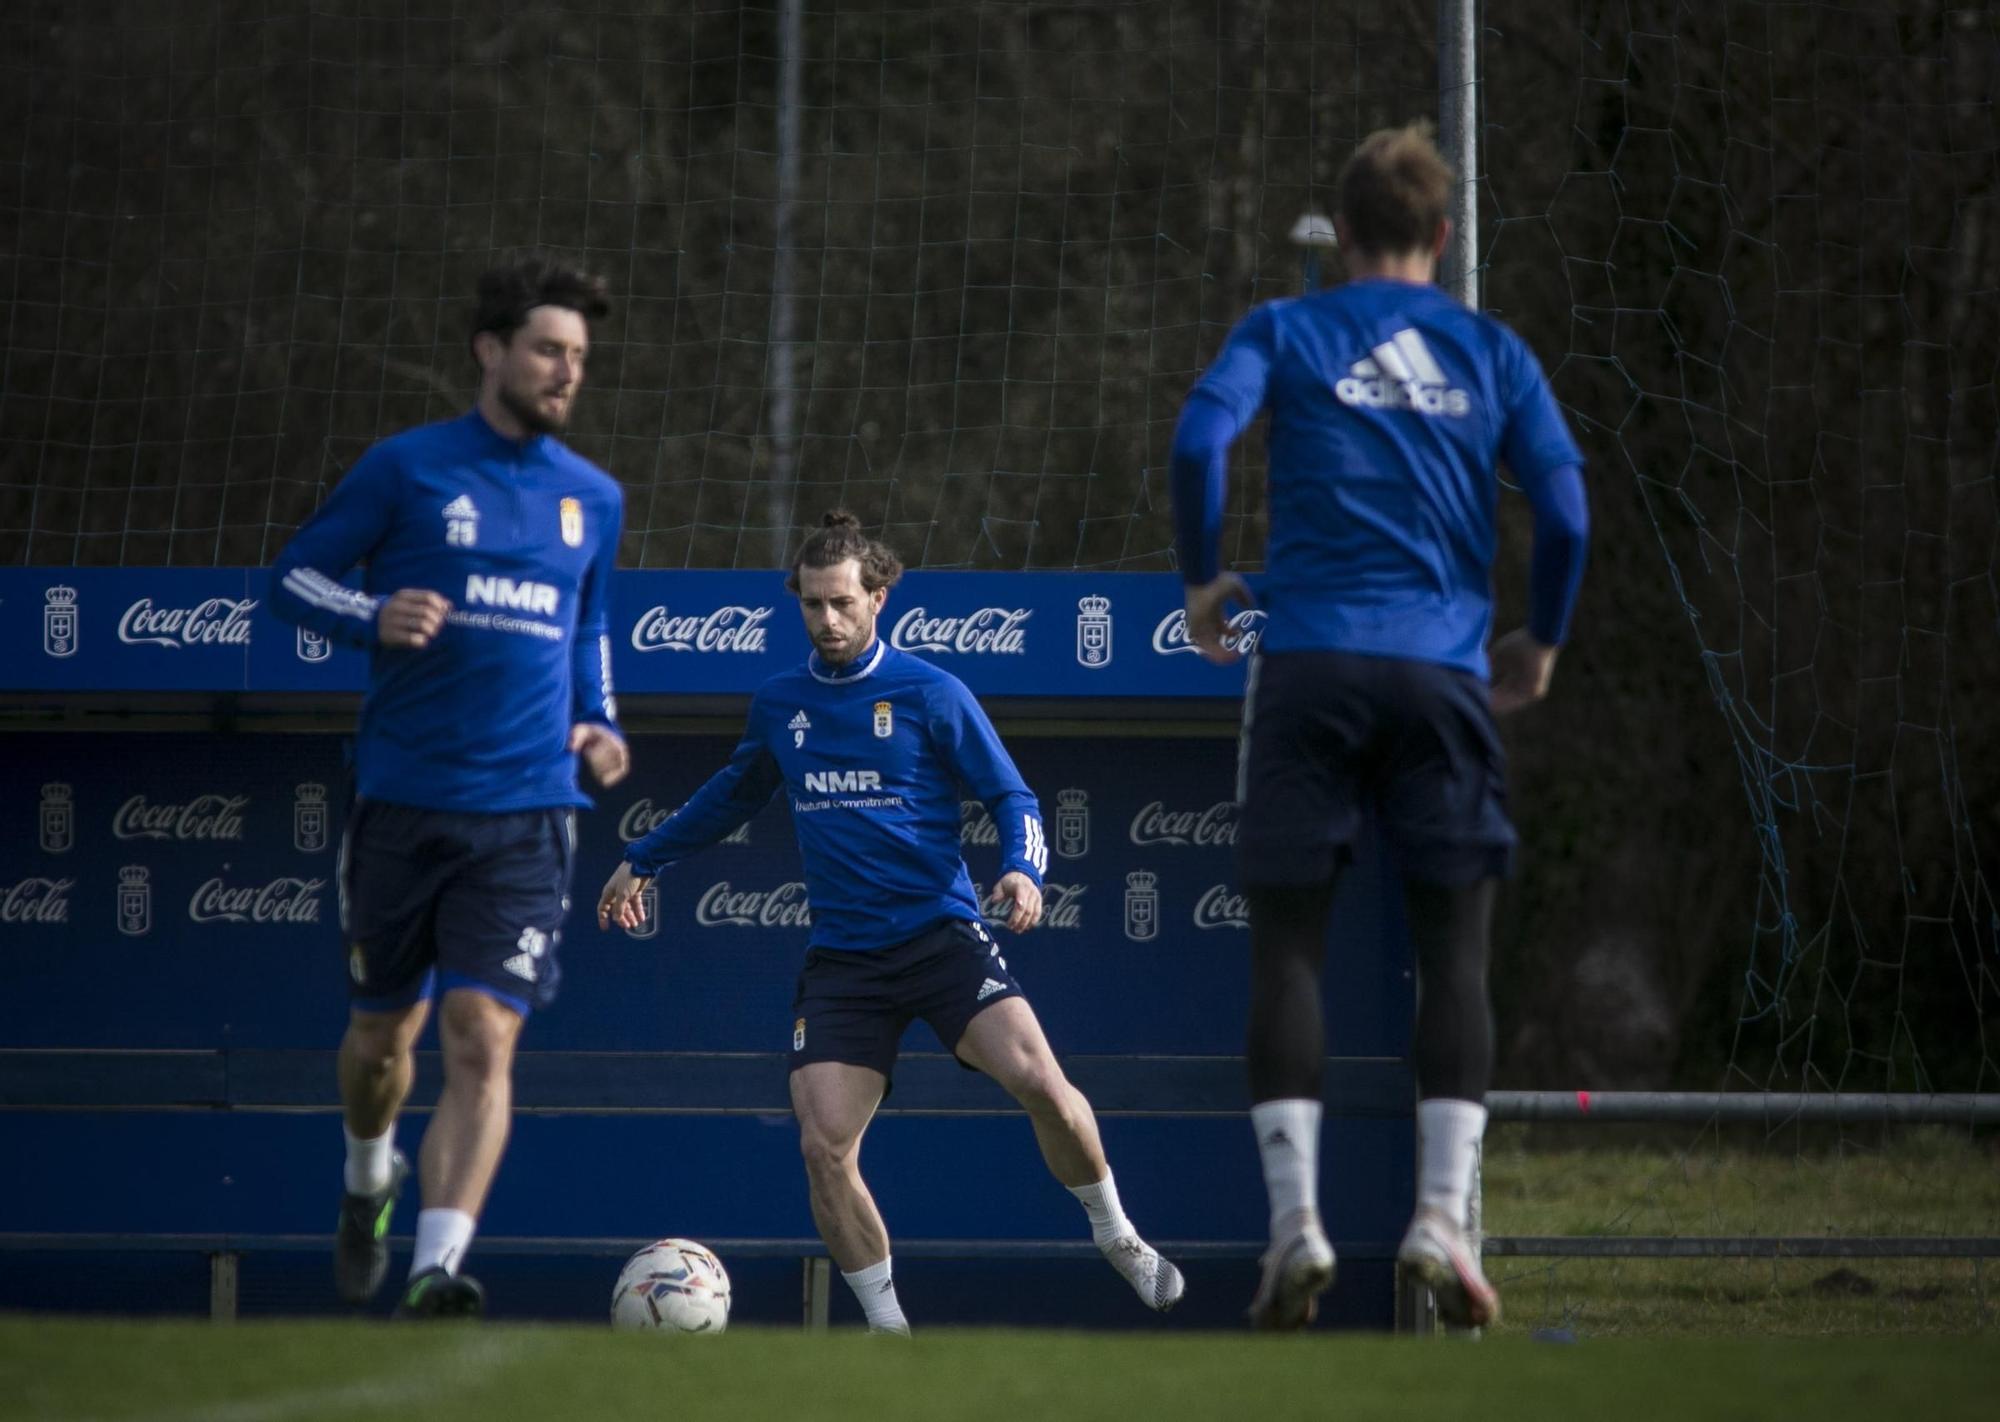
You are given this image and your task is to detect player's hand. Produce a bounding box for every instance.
[1489,627,1560,714]
[597,861,652,933]
[993,871,1043,934]
[377,588,452,649]
[570,722,630,787]
[1184,573,1255,664]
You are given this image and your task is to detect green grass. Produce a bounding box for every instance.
[4,1318,1998,1422]
[7,1135,1998,1418]
[1483,1126,2000,1337]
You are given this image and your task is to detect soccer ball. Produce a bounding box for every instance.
[610,1238,732,1334]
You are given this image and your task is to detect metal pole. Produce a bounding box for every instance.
[803,1256,831,1330]
[765,0,804,567]
[1486,1091,2000,1125]
[209,1251,239,1323]
[1437,0,1478,307]
[1437,0,1480,1333]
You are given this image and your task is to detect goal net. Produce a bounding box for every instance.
[0,0,1433,571]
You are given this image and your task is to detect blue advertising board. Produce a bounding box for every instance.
[0,569,1267,699]
[0,731,1405,1060]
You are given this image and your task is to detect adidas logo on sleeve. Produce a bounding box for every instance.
[1335,328,1471,418]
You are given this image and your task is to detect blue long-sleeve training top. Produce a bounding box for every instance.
[269,409,623,813]
[1171,277,1589,677]
[623,639,1047,952]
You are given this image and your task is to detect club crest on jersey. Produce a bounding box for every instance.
[560,497,584,548]
[873,700,893,738]
[442,495,479,547]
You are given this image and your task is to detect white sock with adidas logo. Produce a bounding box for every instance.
[1251,1098,1323,1236]
[1068,1171,1134,1249]
[842,1256,910,1335]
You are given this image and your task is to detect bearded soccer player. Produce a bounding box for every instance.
[1171,123,1590,1329]
[596,511,1184,1333]
[269,254,629,1319]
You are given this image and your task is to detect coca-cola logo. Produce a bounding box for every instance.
[617,799,749,846]
[113,794,248,842]
[977,881,1085,930]
[960,801,999,847]
[118,597,258,648]
[890,606,1032,656]
[1151,607,1266,657]
[695,880,812,928]
[1129,799,1238,847]
[1,876,74,923]
[1192,884,1249,929]
[188,876,325,924]
[630,605,773,654]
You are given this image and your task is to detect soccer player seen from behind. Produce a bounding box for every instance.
[1170,122,1590,1329]
[596,512,1185,1333]
[269,254,629,1319]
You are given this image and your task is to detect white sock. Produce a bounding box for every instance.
[841,1257,911,1334]
[1416,1097,1488,1225]
[1068,1172,1136,1249]
[1251,1098,1322,1235]
[342,1124,396,1196]
[411,1208,477,1278]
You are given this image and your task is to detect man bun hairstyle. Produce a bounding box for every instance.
[470,251,611,358]
[1335,120,1455,259]
[787,509,905,593]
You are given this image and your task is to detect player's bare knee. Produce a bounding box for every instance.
[344,1020,412,1070]
[1005,1060,1070,1117]
[437,1009,518,1084]
[798,1130,857,1182]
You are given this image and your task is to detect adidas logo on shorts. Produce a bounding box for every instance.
[501,952,537,981]
[977,977,1008,1001]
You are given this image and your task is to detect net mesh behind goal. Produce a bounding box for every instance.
[1481,0,1999,1099]
[0,0,1435,571]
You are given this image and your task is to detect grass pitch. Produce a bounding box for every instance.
[1484,1126,2000,1337]
[4,1317,1998,1422]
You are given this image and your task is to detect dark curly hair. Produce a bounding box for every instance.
[469,252,610,359]
[786,510,905,593]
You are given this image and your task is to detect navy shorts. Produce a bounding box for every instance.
[339,798,578,1016]
[1236,649,1515,888]
[788,916,1023,1082]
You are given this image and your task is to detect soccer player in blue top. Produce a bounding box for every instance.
[269,254,630,1319]
[1171,123,1590,1329]
[596,512,1185,1333]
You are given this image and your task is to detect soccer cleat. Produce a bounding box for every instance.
[1397,1205,1500,1328]
[334,1150,409,1305]
[1103,1235,1187,1312]
[1247,1213,1336,1330]
[392,1266,486,1321]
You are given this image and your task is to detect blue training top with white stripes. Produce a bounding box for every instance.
[268,408,623,813]
[624,638,1047,952]
[1172,278,1588,677]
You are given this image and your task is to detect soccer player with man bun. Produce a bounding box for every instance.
[598,511,1184,1333]
[270,253,629,1318]
[1171,122,1590,1329]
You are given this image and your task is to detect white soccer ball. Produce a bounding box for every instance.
[611,1238,732,1334]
